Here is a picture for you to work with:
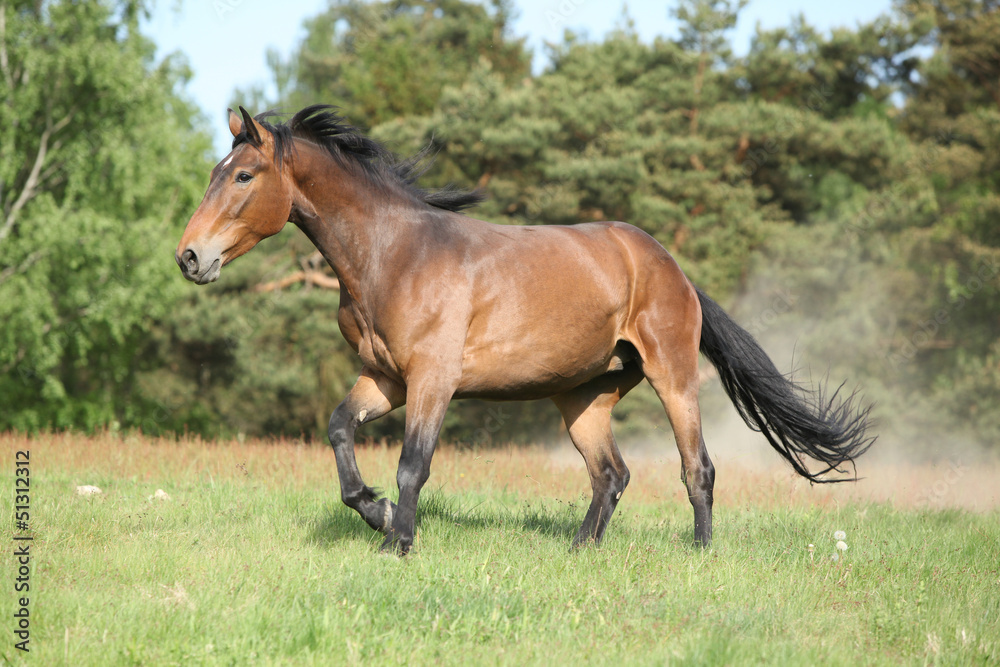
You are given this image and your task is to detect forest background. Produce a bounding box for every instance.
[2,0,998,455]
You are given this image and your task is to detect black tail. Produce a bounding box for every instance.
[696,287,874,482]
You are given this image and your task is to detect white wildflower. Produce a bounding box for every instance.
[834,530,846,540]
[76,485,102,496]
[836,540,848,552]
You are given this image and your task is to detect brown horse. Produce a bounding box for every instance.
[176,105,873,554]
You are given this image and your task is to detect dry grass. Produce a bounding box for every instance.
[7,430,997,512]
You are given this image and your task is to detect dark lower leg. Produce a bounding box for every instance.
[380,392,449,555]
[552,372,640,549]
[682,445,715,547]
[329,404,398,532]
[380,449,430,554]
[328,370,403,534]
[573,460,629,547]
[648,377,714,548]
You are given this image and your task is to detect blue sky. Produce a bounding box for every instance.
[144,0,894,157]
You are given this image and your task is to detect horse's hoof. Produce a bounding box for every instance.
[379,532,412,556]
[570,536,599,551]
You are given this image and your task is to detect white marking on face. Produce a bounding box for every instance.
[222,154,235,168]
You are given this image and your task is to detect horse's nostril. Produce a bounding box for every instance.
[181,248,199,274]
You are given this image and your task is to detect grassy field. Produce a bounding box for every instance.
[2,432,998,665]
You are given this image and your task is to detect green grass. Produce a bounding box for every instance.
[2,434,998,665]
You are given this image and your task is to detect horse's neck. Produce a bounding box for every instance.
[290,150,406,294]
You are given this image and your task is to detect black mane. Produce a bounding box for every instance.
[233,104,484,214]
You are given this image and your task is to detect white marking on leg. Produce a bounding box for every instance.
[616,491,622,500]
[383,501,393,531]
[358,408,368,424]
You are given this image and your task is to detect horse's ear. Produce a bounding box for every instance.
[228,108,242,137]
[239,106,262,146]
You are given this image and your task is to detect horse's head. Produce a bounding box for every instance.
[175,107,292,284]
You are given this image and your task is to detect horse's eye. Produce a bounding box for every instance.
[236,171,253,184]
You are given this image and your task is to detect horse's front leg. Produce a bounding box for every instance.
[328,367,405,533]
[380,377,454,555]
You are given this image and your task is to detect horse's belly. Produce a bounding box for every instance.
[455,336,634,400]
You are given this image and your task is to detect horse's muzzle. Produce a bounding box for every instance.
[176,248,221,284]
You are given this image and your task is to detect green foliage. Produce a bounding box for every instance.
[0,0,212,430]
[2,0,999,448]
[673,0,747,60]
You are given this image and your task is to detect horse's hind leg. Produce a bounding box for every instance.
[328,366,405,533]
[552,364,643,547]
[633,291,715,547]
[655,381,715,547]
